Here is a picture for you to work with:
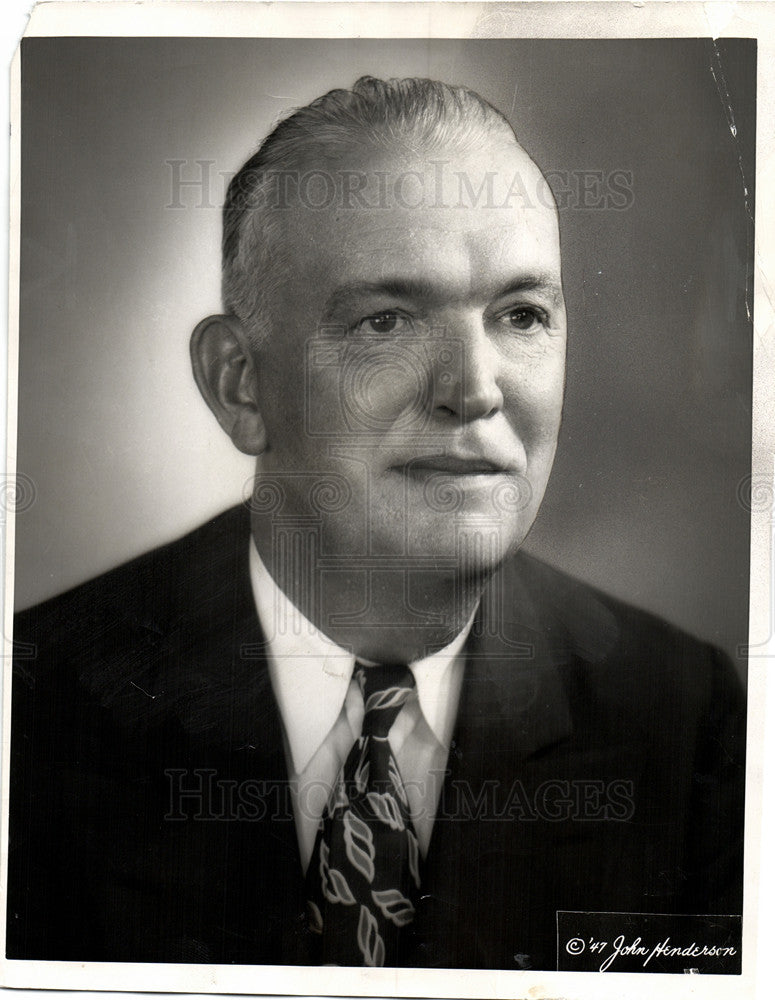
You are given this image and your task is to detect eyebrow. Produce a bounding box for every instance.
[322,273,564,319]
[493,276,565,309]
[322,279,437,319]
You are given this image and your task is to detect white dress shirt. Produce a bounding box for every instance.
[248,539,471,871]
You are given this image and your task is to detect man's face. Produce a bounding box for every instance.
[249,139,567,577]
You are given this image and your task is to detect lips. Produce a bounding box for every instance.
[402,455,515,475]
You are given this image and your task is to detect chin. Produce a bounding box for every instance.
[402,513,529,575]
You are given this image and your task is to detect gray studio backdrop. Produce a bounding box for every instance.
[15,38,753,666]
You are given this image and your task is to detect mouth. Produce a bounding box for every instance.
[400,455,516,476]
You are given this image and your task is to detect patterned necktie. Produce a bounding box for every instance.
[305,661,422,967]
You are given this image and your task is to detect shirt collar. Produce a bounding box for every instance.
[249,538,472,773]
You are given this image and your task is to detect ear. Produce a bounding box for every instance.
[190,314,268,456]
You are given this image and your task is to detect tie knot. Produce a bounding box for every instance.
[354,661,415,738]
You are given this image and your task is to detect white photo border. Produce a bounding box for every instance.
[1,3,773,1000]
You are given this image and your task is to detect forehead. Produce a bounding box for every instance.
[263,143,562,300]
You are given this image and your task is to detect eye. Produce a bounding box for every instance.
[502,306,545,332]
[355,310,410,335]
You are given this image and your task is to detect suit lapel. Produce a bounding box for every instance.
[412,554,646,969]
[451,553,575,765]
[141,506,312,962]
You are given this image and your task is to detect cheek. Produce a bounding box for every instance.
[502,350,566,443]
[309,343,429,435]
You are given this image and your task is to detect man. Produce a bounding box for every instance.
[7,77,744,971]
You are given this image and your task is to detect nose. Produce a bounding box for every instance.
[430,316,504,423]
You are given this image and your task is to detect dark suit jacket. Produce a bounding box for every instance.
[6,505,745,969]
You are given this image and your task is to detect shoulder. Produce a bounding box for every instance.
[503,548,745,724]
[11,504,258,739]
[508,547,715,654]
[14,504,251,653]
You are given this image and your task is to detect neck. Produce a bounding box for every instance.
[251,516,488,662]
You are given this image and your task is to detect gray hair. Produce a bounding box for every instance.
[221,76,518,343]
